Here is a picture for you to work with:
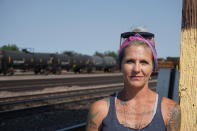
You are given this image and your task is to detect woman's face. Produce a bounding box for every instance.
[121,45,153,88]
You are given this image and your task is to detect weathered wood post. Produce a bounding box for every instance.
[179,0,197,130]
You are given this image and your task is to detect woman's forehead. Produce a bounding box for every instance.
[125,44,152,54]
[124,45,153,60]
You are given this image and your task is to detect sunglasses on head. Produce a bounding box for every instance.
[121,32,155,39]
[119,32,155,47]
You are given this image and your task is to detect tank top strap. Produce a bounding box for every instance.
[157,94,163,114]
[102,93,117,127]
[158,94,162,105]
[153,94,166,126]
[108,93,116,115]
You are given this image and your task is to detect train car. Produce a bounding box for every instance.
[56,54,72,72]
[71,55,94,73]
[0,50,34,75]
[91,56,104,71]
[33,52,57,74]
[0,50,3,74]
[166,57,180,69]
[28,52,71,74]
[103,56,117,72]
[157,57,180,70]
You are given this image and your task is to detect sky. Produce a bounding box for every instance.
[0,0,182,58]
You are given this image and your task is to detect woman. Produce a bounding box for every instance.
[86,29,181,131]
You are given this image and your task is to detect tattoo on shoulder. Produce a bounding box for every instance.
[120,100,128,106]
[167,103,181,131]
[86,111,99,130]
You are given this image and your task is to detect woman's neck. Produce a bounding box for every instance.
[118,85,153,102]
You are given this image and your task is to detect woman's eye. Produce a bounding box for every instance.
[126,60,134,63]
[141,60,148,64]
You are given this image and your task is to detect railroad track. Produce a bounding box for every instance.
[0,75,123,91]
[0,80,156,112]
[0,84,123,112]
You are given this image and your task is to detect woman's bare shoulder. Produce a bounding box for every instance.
[86,97,110,131]
[91,97,110,111]
[162,97,177,107]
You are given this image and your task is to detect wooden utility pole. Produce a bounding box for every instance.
[179,0,197,130]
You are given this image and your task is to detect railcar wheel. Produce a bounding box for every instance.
[87,67,92,73]
[3,71,7,75]
[56,67,62,75]
[43,69,50,75]
[34,69,39,74]
[8,70,14,76]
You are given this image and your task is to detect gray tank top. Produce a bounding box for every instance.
[101,93,166,131]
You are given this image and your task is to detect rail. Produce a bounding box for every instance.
[56,123,86,131]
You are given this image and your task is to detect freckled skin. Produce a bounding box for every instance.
[121,45,153,89]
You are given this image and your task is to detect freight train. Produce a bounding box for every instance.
[0,50,117,75]
[157,57,179,69]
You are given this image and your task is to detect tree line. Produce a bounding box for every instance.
[0,44,19,51]
[0,44,118,59]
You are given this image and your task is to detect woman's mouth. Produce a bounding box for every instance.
[129,76,143,80]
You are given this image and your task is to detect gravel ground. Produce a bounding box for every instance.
[0,106,89,131]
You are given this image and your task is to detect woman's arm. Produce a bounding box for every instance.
[86,98,109,131]
[166,103,181,131]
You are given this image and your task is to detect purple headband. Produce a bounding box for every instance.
[119,33,158,69]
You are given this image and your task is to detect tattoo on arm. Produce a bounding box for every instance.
[167,104,181,131]
[86,98,109,131]
[86,111,99,130]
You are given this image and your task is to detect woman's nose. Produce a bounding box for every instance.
[133,63,140,73]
